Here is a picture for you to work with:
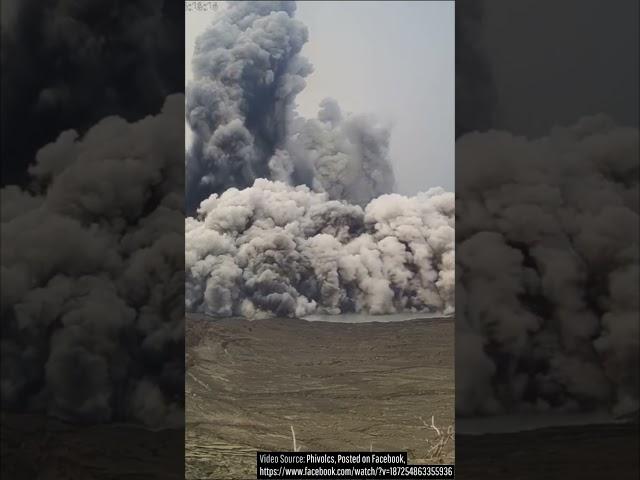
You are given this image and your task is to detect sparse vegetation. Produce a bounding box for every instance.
[419,415,455,463]
[286,416,454,465]
[290,425,301,452]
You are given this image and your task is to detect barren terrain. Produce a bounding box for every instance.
[186,315,455,479]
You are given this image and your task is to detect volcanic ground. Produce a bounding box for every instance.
[186,314,455,479]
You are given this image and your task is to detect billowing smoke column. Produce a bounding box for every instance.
[185,1,450,318]
[1,95,184,426]
[456,115,639,417]
[186,179,454,318]
[185,1,396,214]
[286,98,396,207]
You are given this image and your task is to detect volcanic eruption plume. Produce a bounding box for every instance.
[185,1,396,213]
[186,179,454,318]
[185,1,453,318]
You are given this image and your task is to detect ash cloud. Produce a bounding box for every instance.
[287,99,396,207]
[456,116,639,417]
[186,179,454,318]
[185,1,396,214]
[454,0,638,418]
[185,1,449,319]
[1,95,184,426]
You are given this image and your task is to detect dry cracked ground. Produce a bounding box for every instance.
[186,315,455,479]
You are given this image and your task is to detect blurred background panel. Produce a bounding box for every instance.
[1,1,185,478]
[455,0,639,478]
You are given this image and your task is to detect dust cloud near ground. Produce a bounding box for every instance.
[186,315,454,479]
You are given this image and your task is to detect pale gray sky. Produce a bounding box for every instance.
[186,1,454,194]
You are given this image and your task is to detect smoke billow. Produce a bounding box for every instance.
[185,1,396,214]
[286,98,396,207]
[186,179,454,318]
[1,95,184,426]
[456,115,639,416]
[184,1,451,318]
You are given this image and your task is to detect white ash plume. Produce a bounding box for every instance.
[186,179,454,318]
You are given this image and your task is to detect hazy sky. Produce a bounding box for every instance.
[186,1,454,194]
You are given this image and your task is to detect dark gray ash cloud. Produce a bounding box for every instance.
[1,96,185,426]
[456,116,639,417]
[454,0,639,419]
[185,1,396,214]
